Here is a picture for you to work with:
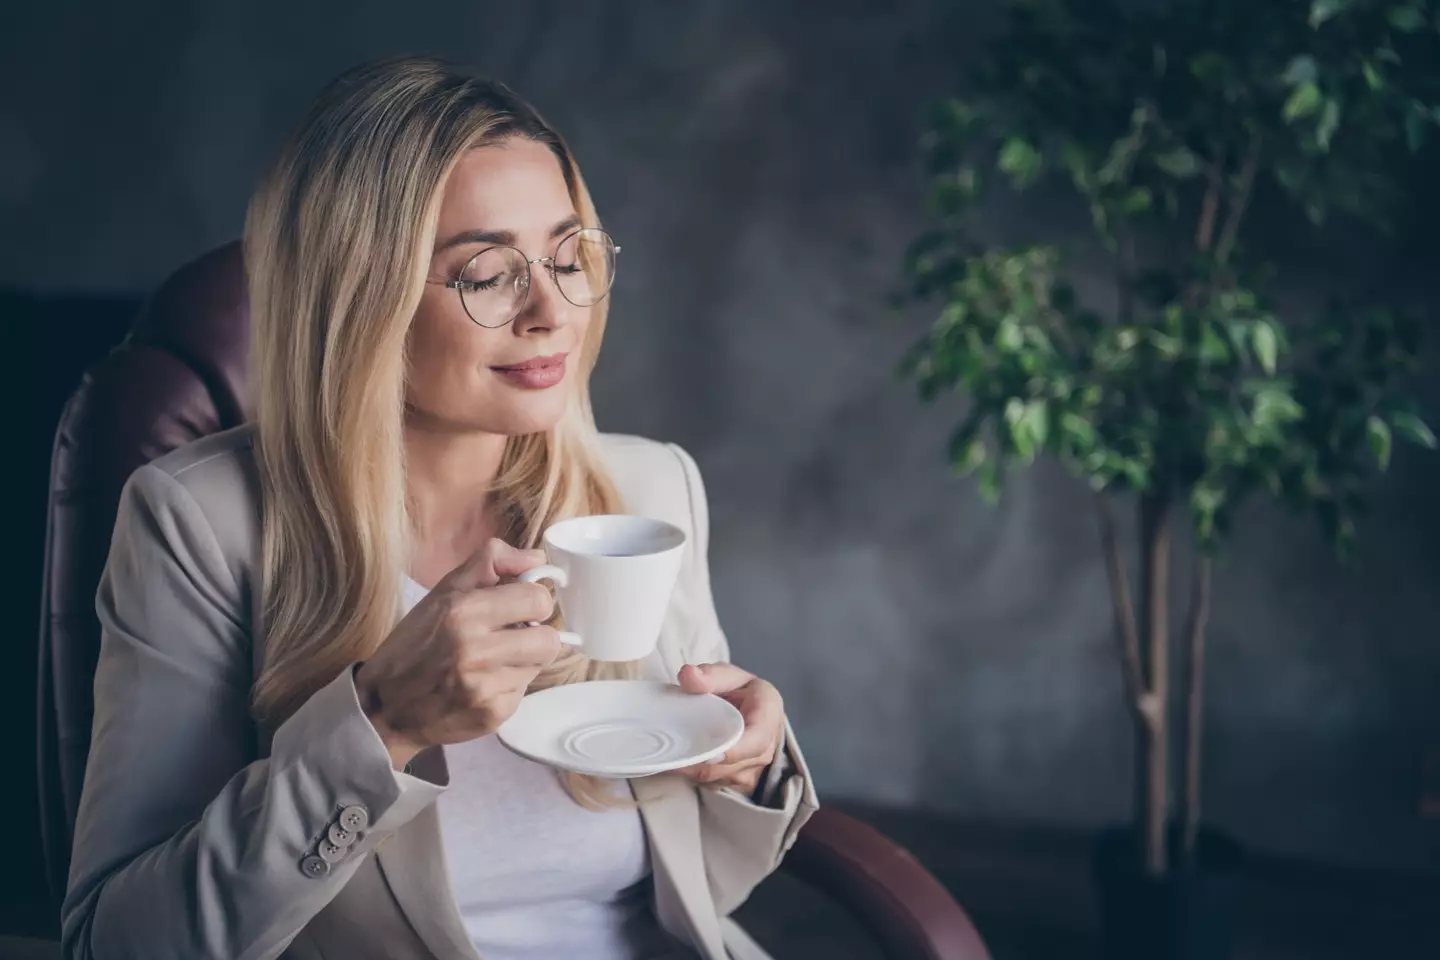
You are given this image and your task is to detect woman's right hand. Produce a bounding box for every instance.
[354,539,562,770]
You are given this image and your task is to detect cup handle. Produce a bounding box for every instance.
[517,565,583,647]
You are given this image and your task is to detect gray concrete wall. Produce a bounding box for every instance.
[5,0,1438,871]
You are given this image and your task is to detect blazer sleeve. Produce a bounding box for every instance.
[62,464,444,960]
[667,444,819,917]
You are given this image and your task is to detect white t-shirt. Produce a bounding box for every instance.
[400,578,692,960]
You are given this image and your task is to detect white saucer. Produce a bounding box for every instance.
[497,680,745,779]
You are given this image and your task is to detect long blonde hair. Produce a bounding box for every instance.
[246,57,636,806]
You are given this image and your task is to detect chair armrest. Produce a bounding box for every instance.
[780,807,992,960]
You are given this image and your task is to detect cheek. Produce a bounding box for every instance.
[406,291,496,408]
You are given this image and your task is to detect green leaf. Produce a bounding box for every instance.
[1201,324,1230,363]
[1002,398,1050,461]
[1251,321,1279,374]
[1061,412,1096,451]
[1282,55,1318,86]
[1316,98,1341,151]
[934,98,981,137]
[928,165,984,216]
[977,459,1004,504]
[1192,484,1226,541]
[998,137,1044,188]
[1308,0,1349,27]
[1153,146,1201,179]
[1004,397,1025,427]
[1284,82,1323,121]
[1098,123,1147,186]
[1367,415,1393,469]
[1386,5,1425,32]
[1362,61,1383,91]
[1021,401,1051,449]
[1392,411,1438,448]
[949,420,988,475]
[1151,330,1182,358]
[1121,186,1154,213]
[1003,399,1031,458]
[1120,459,1150,490]
[1090,202,1111,240]
[1059,141,1095,194]
[954,440,987,475]
[997,315,1024,351]
[1252,387,1303,428]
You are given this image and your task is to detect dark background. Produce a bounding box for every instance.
[3,0,1439,940]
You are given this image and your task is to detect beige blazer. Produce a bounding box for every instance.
[62,427,818,960]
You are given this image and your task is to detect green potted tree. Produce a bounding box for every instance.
[899,1,1438,957]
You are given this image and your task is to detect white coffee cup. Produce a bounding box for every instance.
[517,514,687,662]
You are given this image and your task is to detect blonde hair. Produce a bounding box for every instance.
[246,57,636,806]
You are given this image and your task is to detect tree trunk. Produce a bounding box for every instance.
[1180,556,1213,863]
[1138,493,1173,876]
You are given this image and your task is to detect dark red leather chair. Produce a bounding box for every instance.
[38,243,992,960]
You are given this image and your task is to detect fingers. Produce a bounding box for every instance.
[463,624,564,670]
[676,664,711,694]
[678,748,771,789]
[442,539,548,591]
[677,665,782,754]
[717,710,781,769]
[677,671,783,790]
[448,580,556,628]
[680,764,764,792]
[493,545,550,580]
[676,661,754,695]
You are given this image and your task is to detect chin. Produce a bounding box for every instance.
[482,396,570,437]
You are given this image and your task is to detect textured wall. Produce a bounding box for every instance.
[5,0,1439,871]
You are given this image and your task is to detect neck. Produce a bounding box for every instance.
[403,411,511,562]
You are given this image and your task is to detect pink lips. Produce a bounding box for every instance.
[491,353,568,389]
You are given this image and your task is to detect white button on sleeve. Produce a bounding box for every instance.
[339,805,370,832]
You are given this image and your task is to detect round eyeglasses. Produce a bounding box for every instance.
[428,227,620,329]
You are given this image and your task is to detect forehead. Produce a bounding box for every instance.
[436,139,574,240]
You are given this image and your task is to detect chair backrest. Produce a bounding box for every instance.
[38,242,250,901]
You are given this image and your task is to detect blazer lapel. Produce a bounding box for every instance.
[375,748,481,960]
[632,773,729,960]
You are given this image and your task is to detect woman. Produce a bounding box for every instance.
[63,56,817,960]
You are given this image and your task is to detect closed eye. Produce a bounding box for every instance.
[457,274,503,292]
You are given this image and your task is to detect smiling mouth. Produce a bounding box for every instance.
[491,353,567,372]
[490,353,569,389]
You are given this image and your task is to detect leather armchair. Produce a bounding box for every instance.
[38,243,992,960]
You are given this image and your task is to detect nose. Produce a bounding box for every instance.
[512,262,573,336]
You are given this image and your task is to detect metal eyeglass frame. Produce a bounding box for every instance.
[426,227,621,328]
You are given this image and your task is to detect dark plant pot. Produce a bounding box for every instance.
[1092,825,1245,960]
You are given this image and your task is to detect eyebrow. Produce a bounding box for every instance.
[435,214,583,253]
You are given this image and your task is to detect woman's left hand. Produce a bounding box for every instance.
[675,662,784,794]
